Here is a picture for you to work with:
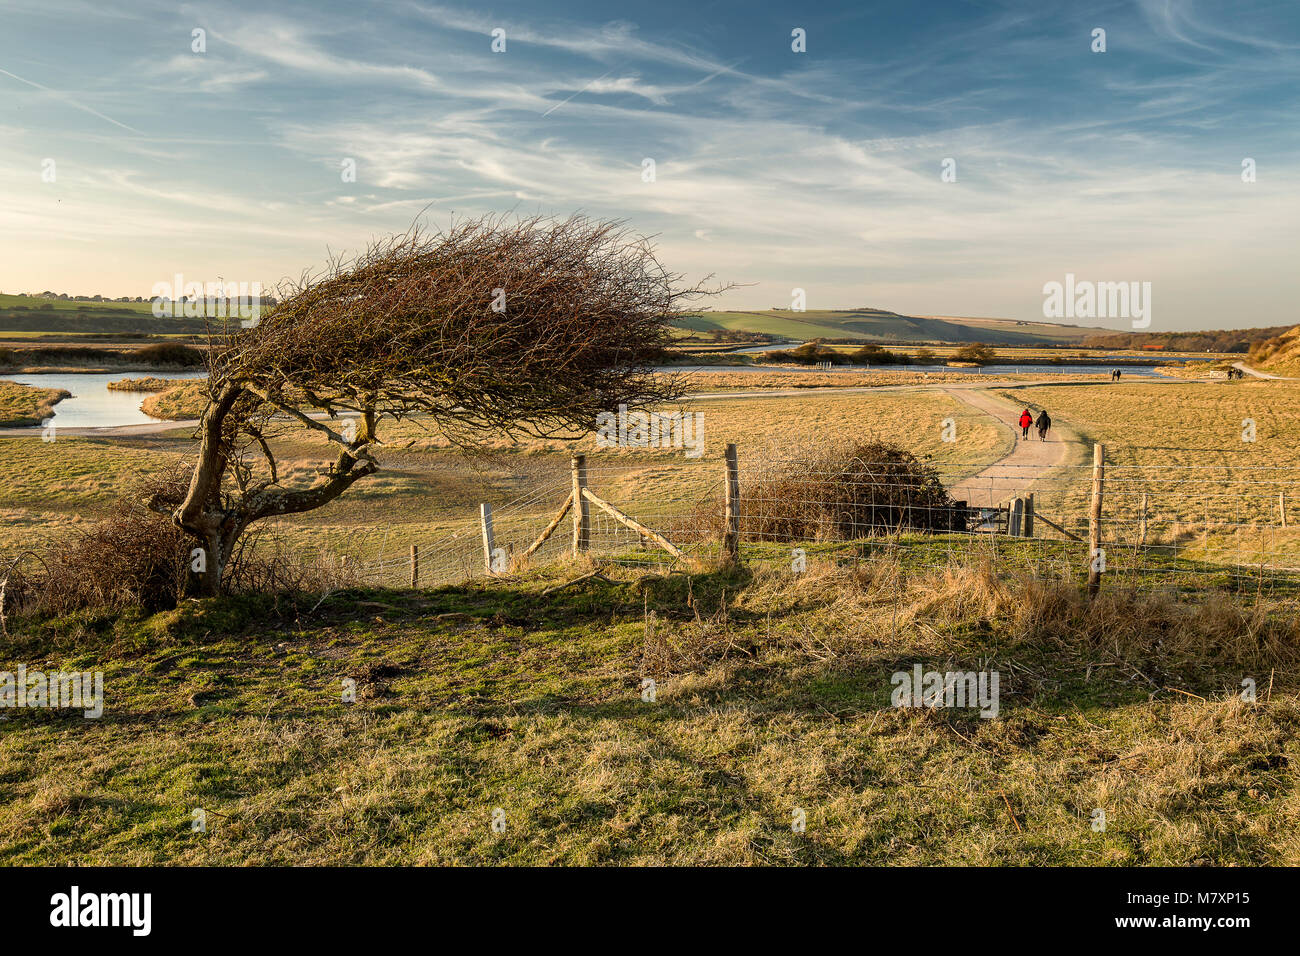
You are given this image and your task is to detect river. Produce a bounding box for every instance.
[1,371,207,429]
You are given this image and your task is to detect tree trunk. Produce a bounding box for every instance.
[189,531,224,597]
[165,382,379,598]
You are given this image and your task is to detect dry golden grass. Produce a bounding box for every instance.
[0,390,1005,570]
[993,379,1300,561]
[1155,362,1230,380]
[1252,326,1300,375]
[139,381,206,419]
[106,377,191,392]
[677,369,1004,390]
[0,380,68,427]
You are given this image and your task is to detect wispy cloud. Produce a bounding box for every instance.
[0,0,1297,329]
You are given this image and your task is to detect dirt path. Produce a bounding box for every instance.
[1232,361,1294,381]
[942,388,1084,508]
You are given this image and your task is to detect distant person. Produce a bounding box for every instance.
[1019,408,1033,439]
[1115,369,1122,381]
[1035,409,1051,441]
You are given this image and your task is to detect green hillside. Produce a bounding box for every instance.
[1,295,216,335]
[0,294,155,312]
[679,308,1110,346]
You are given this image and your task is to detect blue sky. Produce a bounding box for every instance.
[1,0,1297,330]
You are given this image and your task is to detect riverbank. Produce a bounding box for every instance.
[0,370,208,429]
[0,341,204,374]
[0,380,70,427]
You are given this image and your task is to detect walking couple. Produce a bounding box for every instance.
[1019,407,1050,440]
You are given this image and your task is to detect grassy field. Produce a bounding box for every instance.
[993,379,1300,562]
[0,296,212,336]
[0,380,68,427]
[10,375,1300,578]
[0,294,153,312]
[4,557,1299,865]
[134,371,1050,421]
[676,309,1111,346]
[6,371,1300,867]
[0,390,1007,566]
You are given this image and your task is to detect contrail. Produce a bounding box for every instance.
[0,65,140,133]
[541,68,615,117]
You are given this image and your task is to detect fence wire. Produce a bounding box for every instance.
[339,451,1300,596]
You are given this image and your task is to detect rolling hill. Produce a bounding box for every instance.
[1249,326,1300,375]
[676,308,1111,346]
[0,295,226,335]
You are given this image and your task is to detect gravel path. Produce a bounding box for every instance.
[943,388,1084,508]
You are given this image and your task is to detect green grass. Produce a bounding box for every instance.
[0,294,156,313]
[4,558,1298,865]
[0,295,221,335]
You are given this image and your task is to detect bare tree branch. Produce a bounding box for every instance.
[171,215,722,595]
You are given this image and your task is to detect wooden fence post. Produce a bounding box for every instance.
[571,455,590,555]
[1008,497,1024,537]
[1088,443,1105,599]
[1280,492,1288,529]
[723,443,740,558]
[1024,493,1034,538]
[410,544,419,588]
[1138,492,1148,546]
[480,503,496,574]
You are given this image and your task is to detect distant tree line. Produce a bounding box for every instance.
[759,341,996,366]
[1082,326,1293,353]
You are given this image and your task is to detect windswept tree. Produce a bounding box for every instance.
[151,216,713,595]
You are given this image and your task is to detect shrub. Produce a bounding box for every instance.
[759,342,848,365]
[2,474,359,621]
[5,469,193,616]
[674,441,964,544]
[134,342,204,367]
[742,441,961,541]
[952,343,996,364]
[848,343,910,365]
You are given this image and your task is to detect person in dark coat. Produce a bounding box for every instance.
[1035,409,1051,440]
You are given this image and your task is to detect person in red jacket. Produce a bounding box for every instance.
[1018,408,1033,439]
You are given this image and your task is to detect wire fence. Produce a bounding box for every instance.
[338,448,1300,596]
